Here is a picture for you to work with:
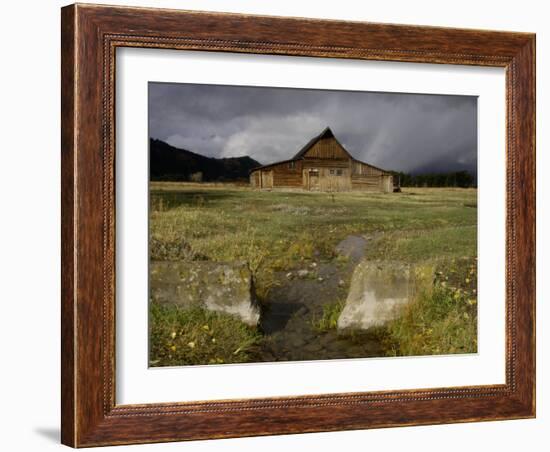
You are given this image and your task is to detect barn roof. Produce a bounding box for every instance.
[250,127,391,174]
[290,127,350,159]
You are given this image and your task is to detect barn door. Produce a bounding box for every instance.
[308,170,320,191]
[261,171,273,189]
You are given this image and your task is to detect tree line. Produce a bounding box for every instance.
[393,170,476,188]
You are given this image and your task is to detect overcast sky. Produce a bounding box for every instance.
[149,82,477,175]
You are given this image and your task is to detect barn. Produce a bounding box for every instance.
[249,127,397,193]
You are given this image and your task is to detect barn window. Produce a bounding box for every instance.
[329,169,335,175]
[336,169,343,176]
[288,161,296,170]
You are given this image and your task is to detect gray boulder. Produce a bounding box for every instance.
[337,261,434,331]
[150,261,260,326]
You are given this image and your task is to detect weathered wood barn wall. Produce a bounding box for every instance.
[250,127,396,193]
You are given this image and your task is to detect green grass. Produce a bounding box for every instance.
[150,184,477,301]
[149,184,478,359]
[149,303,262,366]
[313,299,346,332]
[364,226,477,262]
[379,257,478,356]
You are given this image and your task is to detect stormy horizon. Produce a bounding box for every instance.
[149,82,478,176]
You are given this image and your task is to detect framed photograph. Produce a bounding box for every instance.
[61,3,535,447]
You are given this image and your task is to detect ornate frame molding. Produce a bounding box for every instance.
[62,4,535,447]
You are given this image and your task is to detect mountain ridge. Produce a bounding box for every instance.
[150,138,261,182]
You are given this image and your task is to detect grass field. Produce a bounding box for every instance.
[149,183,478,365]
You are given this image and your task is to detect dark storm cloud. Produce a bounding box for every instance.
[149,82,477,174]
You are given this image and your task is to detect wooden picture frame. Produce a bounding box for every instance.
[61,3,535,447]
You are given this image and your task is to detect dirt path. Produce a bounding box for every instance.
[256,235,385,362]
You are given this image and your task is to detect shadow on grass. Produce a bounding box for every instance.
[150,189,242,210]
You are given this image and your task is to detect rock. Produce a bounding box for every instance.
[337,261,434,331]
[335,235,368,261]
[297,269,309,278]
[150,261,260,326]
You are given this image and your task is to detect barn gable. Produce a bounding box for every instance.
[292,127,352,161]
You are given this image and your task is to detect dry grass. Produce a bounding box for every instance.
[150,184,477,303]
[149,303,261,366]
[379,257,478,356]
[149,184,478,361]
